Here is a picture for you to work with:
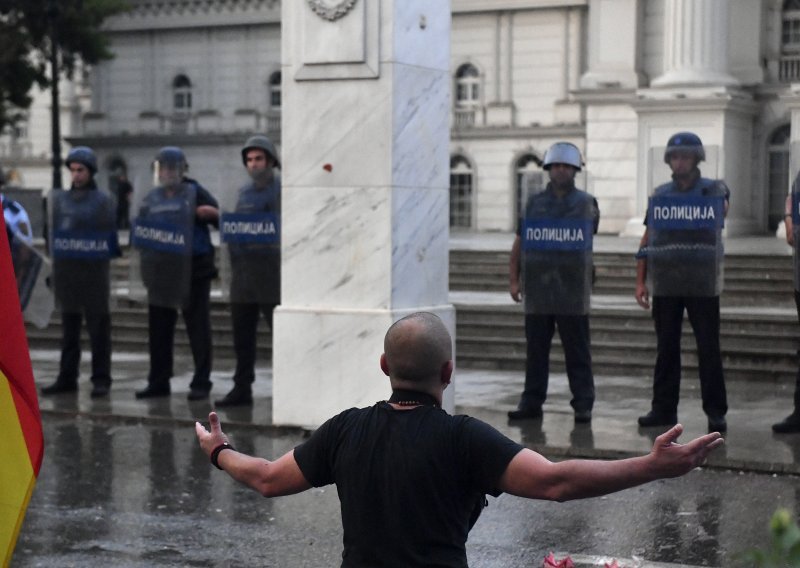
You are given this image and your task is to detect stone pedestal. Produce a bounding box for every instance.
[273,0,454,428]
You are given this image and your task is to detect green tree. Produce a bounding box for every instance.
[0,0,129,133]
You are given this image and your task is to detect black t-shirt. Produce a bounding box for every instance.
[293,403,524,568]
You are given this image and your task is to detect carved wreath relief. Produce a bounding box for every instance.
[307,0,357,21]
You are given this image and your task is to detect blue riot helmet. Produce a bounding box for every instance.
[65,146,98,174]
[241,135,281,169]
[664,132,705,164]
[155,146,187,170]
[542,142,582,171]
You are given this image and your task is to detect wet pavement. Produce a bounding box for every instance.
[11,346,800,567]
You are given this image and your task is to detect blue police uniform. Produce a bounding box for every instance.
[139,177,219,399]
[226,177,280,400]
[644,172,728,424]
[44,181,120,396]
[515,182,598,418]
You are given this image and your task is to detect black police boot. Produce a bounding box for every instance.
[90,383,110,398]
[40,380,78,395]
[574,410,592,424]
[707,414,727,433]
[637,410,678,428]
[773,412,800,434]
[215,385,253,408]
[187,385,212,401]
[507,406,543,420]
[135,385,171,399]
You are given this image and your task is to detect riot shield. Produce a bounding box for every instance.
[218,174,281,305]
[129,181,195,308]
[646,185,726,297]
[791,179,800,292]
[10,235,53,329]
[49,188,118,314]
[520,185,595,315]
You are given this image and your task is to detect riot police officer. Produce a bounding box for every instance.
[635,132,729,432]
[132,147,219,400]
[215,135,281,407]
[773,174,800,433]
[508,142,598,423]
[41,146,120,397]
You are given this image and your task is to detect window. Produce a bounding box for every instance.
[781,1,800,80]
[768,124,791,231]
[173,74,192,113]
[455,64,480,107]
[515,154,543,223]
[269,71,282,109]
[450,155,473,229]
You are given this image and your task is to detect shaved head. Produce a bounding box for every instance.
[383,312,452,387]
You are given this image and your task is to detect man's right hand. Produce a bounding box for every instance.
[510,281,522,303]
[635,282,650,309]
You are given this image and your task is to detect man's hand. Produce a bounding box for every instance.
[510,281,522,303]
[196,411,230,458]
[648,424,724,479]
[196,204,219,222]
[635,282,650,309]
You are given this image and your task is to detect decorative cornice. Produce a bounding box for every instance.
[451,124,585,141]
[306,0,357,21]
[124,0,278,17]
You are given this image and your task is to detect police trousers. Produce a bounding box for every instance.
[147,278,212,391]
[520,313,594,412]
[650,295,727,417]
[58,311,112,386]
[231,302,276,386]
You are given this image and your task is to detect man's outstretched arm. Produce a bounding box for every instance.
[196,412,312,497]
[498,424,723,502]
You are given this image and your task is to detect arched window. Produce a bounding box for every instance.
[453,64,480,128]
[173,74,192,113]
[768,124,791,231]
[450,155,473,229]
[515,154,543,223]
[455,64,480,107]
[269,71,282,109]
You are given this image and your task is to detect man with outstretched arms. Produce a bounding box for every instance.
[197,312,723,568]
[41,146,120,397]
[635,132,729,433]
[507,142,599,423]
[215,135,281,407]
[131,146,219,401]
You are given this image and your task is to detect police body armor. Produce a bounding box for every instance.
[521,185,596,315]
[791,175,800,293]
[49,188,117,314]
[219,176,281,304]
[646,178,726,297]
[130,182,196,308]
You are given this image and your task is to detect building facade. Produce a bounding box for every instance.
[62,0,800,235]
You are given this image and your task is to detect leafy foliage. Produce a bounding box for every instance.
[742,509,800,567]
[0,0,129,133]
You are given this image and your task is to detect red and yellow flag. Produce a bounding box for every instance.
[0,213,43,566]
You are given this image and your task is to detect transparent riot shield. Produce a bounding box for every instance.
[129,181,195,308]
[10,235,54,329]
[520,184,596,315]
[49,188,118,314]
[791,178,800,292]
[646,184,726,297]
[218,174,281,305]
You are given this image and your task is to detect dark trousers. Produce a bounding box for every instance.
[58,311,112,386]
[650,295,727,417]
[793,290,800,411]
[520,313,594,412]
[147,278,212,391]
[231,302,276,387]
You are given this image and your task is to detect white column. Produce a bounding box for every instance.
[274,0,454,428]
[651,0,738,87]
[579,0,643,89]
